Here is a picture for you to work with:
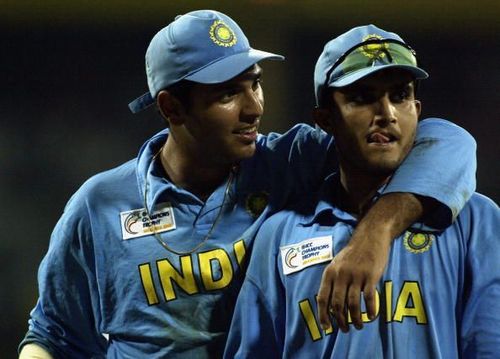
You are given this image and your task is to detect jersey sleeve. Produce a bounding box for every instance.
[384,118,477,228]
[224,214,288,358]
[256,124,336,205]
[460,195,500,357]
[19,198,107,358]
[259,119,476,227]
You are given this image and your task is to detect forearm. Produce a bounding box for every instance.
[385,118,476,227]
[19,344,54,359]
[358,192,435,243]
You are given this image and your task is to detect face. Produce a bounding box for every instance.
[326,69,421,177]
[173,65,264,166]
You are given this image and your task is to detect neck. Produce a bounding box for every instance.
[338,166,391,216]
[160,135,234,200]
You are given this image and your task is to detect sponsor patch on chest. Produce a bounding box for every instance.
[120,203,176,240]
[280,235,333,275]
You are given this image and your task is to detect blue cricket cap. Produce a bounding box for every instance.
[314,24,429,107]
[129,10,284,113]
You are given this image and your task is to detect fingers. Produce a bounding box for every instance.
[317,265,334,330]
[363,281,378,321]
[347,282,363,330]
[331,272,349,332]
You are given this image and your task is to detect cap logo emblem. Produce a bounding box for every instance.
[360,34,389,60]
[209,20,237,47]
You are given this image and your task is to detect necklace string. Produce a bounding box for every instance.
[143,146,235,255]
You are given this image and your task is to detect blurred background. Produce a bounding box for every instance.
[2,0,499,355]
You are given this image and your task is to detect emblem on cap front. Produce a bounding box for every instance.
[361,34,389,60]
[209,20,237,47]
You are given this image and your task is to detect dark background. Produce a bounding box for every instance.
[3,0,499,356]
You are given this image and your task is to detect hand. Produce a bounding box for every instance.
[316,229,391,332]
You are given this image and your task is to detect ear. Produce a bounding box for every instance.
[157,90,185,126]
[312,107,335,134]
[413,99,422,117]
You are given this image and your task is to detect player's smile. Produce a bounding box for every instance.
[233,123,260,143]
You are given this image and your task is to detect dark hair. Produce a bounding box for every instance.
[166,79,196,108]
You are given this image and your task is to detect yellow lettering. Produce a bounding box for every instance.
[138,263,159,305]
[393,281,428,324]
[385,281,393,323]
[346,289,380,323]
[198,249,233,291]
[157,256,198,301]
[299,298,332,342]
[233,240,247,268]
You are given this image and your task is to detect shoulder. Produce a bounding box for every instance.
[65,158,138,213]
[256,123,330,150]
[418,118,476,145]
[459,193,499,221]
[256,200,317,248]
[447,193,500,241]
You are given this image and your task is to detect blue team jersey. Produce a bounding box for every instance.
[225,174,500,359]
[21,119,476,358]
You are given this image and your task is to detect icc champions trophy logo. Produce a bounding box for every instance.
[284,247,301,269]
[124,211,144,235]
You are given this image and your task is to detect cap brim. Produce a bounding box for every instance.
[330,64,429,88]
[128,49,284,114]
[185,49,284,84]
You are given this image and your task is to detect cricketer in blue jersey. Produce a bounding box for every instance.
[225,25,499,358]
[19,13,477,359]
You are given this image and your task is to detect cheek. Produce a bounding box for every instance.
[400,120,418,152]
[257,88,264,108]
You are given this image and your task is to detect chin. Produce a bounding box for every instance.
[365,158,403,176]
[232,144,257,162]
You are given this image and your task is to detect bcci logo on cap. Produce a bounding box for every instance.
[209,20,237,47]
[361,34,389,60]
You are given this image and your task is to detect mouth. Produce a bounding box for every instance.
[366,131,398,145]
[233,125,259,142]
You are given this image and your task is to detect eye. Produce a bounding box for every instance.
[390,86,412,103]
[346,92,375,105]
[219,88,239,102]
[252,77,263,91]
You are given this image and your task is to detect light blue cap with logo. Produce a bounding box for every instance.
[314,24,429,107]
[129,10,284,113]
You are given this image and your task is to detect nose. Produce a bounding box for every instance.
[373,95,397,126]
[241,89,264,122]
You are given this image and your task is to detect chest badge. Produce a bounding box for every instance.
[280,236,333,275]
[403,231,435,254]
[120,202,176,240]
[245,191,269,218]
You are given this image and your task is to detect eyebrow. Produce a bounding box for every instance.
[233,66,263,83]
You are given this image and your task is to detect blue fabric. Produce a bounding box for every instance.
[225,173,500,358]
[20,119,476,357]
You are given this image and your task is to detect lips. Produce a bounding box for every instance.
[234,126,258,135]
[233,125,258,142]
[367,131,398,144]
